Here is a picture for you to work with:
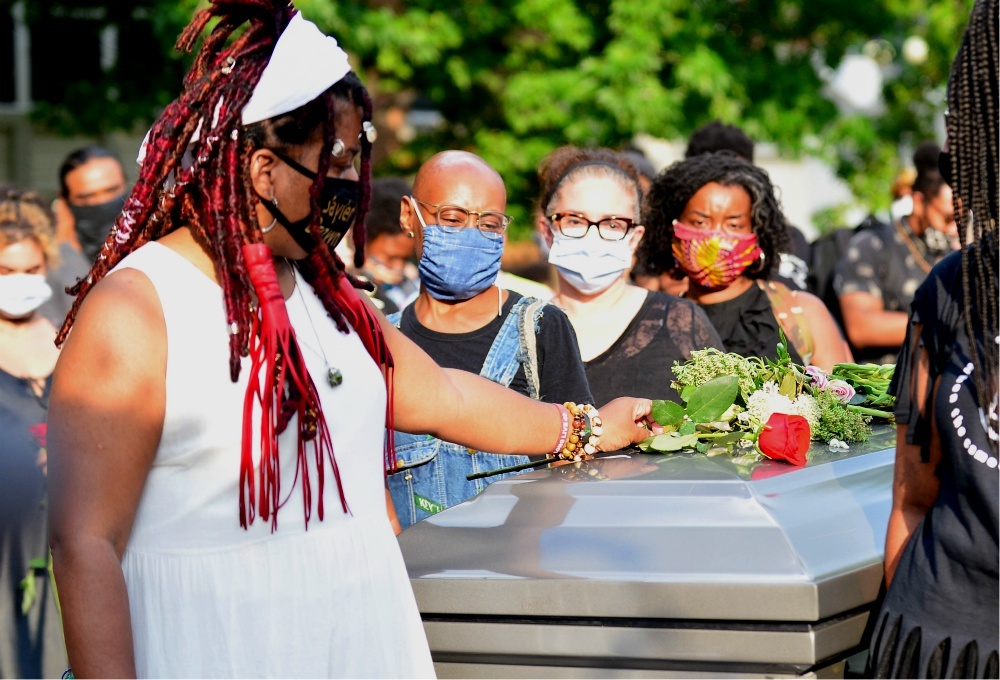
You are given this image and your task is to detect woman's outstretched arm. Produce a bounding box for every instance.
[378,306,654,454]
[47,269,167,679]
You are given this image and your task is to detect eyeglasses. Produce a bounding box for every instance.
[410,197,512,240]
[549,212,636,241]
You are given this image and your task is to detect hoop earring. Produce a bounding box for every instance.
[262,197,279,234]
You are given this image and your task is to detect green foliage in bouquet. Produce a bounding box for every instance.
[641,331,896,460]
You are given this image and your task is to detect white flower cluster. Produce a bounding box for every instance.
[746,382,820,429]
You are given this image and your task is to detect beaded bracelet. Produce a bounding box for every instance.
[551,403,571,455]
[556,402,602,461]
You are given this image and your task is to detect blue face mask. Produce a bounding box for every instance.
[412,198,503,302]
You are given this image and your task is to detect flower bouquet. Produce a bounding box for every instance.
[638,336,896,465]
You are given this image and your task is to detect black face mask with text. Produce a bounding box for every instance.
[261,149,361,252]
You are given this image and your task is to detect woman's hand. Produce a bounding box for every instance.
[594,397,660,452]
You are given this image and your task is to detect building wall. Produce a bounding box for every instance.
[0,112,144,203]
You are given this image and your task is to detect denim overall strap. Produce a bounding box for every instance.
[516,297,547,400]
[387,297,539,530]
[479,296,534,387]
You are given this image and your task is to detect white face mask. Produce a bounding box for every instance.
[0,273,52,320]
[547,230,633,295]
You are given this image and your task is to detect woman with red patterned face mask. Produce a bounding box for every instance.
[637,152,851,371]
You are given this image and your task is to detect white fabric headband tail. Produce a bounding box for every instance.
[137,11,352,164]
[241,11,351,125]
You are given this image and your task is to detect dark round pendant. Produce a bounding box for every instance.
[327,367,343,387]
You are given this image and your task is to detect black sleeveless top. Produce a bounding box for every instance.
[867,249,998,678]
[698,282,805,365]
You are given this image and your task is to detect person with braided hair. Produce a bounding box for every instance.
[638,152,852,371]
[866,0,999,676]
[43,3,658,678]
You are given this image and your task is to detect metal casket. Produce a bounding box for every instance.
[398,425,896,679]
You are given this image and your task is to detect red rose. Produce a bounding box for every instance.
[757,413,810,466]
[28,423,46,449]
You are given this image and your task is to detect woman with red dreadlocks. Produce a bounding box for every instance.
[44,2,657,678]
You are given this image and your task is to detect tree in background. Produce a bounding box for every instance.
[17,0,972,239]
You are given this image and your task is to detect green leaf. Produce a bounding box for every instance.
[778,371,797,398]
[695,441,710,453]
[19,573,35,615]
[681,384,697,403]
[685,376,739,423]
[713,431,746,447]
[646,433,701,452]
[679,421,698,435]
[651,399,685,426]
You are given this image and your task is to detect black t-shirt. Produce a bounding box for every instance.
[699,282,805,365]
[584,291,723,405]
[398,291,593,405]
[868,247,998,678]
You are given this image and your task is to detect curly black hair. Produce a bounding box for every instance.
[637,152,790,280]
[685,121,755,163]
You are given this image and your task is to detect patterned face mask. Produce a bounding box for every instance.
[671,220,763,290]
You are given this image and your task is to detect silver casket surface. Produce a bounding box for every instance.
[398,425,896,679]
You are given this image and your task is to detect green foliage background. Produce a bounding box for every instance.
[20,0,972,239]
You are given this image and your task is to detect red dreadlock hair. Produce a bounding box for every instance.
[56,0,394,529]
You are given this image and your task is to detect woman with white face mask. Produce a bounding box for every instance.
[537,146,723,405]
[0,187,68,678]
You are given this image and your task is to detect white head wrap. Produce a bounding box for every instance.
[137,11,352,164]
[241,11,352,125]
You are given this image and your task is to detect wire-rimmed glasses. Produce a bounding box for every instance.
[411,197,512,240]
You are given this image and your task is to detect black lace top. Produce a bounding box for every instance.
[584,291,723,405]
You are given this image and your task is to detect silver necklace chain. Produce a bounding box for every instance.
[287,260,343,387]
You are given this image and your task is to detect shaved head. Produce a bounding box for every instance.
[412,150,505,201]
[403,150,508,252]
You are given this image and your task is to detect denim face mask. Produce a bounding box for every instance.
[411,197,503,301]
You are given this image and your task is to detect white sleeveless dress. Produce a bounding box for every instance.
[112,242,434,678]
